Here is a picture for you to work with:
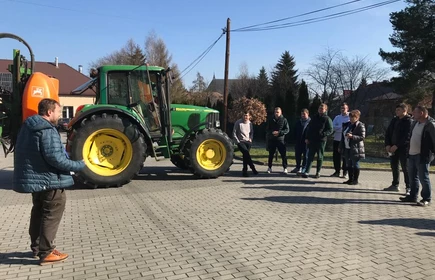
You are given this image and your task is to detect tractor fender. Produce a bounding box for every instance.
[68,107,153,151]
[178,122,213,152]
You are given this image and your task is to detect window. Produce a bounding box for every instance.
[62,106,74,118]
[107,72,129,106]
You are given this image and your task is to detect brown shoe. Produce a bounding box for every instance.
[40,249,68,265]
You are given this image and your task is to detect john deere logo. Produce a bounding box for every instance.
[101,145,114,157]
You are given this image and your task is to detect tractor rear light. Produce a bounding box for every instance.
[75,105,85,115]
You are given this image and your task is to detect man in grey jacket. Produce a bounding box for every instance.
[13,98,86,265]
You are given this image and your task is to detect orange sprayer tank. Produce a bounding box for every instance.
[22,72,59,121]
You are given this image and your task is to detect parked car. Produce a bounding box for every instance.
[57,118,71,132]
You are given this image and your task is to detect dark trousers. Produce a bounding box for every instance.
[333,140,347,174]
[238,142,255,171]
[268,140,287,168]
[29,189,66,259]
[304,141,327,174]
[390,149,409,188]
[344,149,361,169]
[295,142,307,170]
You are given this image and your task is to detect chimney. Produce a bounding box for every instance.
[55,57,59,68]
[78,65,83,73]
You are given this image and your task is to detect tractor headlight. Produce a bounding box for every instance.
[215,120,220,127]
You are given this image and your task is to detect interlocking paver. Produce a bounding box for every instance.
[1,156,435,280]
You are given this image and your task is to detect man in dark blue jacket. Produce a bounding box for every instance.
[266,107,290,174]
[13,98,85,265]
[291,109,311,174]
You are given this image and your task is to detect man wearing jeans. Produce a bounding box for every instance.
[331,103,350,178]
[400,106,435,206]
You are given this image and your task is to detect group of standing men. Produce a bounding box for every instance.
[233,102,434,206]
[233,104,339,179]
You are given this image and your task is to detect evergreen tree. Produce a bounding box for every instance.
[379,0,435,106]
[256,66,270,102]
[309,94,322,117]
[90,38,146,67]
[271,51,299,120]
[297,80,310,113]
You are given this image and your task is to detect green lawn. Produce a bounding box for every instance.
[237,147,435,171]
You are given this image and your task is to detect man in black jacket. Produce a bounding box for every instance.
[400,106,435,206]
[384,103,412,194]
[301,103,333,178]
[266,107,290,174]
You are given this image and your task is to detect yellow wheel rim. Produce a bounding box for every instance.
[196,139,226,170]
[83,129,133,176]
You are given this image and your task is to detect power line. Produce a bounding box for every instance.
[177,32,225,81]
[233,0,400,32]
[233,0,362,32]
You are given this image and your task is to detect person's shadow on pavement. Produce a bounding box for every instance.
[0,251,39,265]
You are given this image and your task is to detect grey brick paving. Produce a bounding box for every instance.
[1,154,435,280]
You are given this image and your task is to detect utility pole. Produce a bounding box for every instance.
[223,18,230,134]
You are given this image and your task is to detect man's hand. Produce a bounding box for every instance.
[346,133,353,139]
[390,145,398,153]
[385,145,391,153]
[272,131,279,136]
[305,139,309,144]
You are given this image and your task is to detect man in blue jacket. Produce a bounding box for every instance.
[13,98,86,265]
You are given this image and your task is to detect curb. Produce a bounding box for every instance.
[233,156,435,174]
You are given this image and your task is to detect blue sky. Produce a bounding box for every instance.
[0,0,406,88]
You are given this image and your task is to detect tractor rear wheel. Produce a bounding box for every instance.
[184,128,233,178]
[68,113,146,188]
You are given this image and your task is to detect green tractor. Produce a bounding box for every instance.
[66,65,234,187]
[0,33,234,188]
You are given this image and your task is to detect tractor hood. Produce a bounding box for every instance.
[170,104,218,113]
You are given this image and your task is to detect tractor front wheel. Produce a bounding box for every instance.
[185,128,233,178]
[68,113,146,188]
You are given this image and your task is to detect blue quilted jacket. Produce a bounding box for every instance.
[13,115,86,193]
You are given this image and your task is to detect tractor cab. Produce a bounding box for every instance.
[71,65,170,140]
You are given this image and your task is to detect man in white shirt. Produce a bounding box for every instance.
[331,103,350,178]
[400,106,435,207]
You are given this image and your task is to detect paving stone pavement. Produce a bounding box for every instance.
[1,154,435,280]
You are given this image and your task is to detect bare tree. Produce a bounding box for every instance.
[306,48,389,111]
[334,55,390,108]
[144,31,186,103]
[230,62,257,99]
[306,47,341,104]
[190,72,208,93]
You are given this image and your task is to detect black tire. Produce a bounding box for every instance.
[68,113,147,188]
[170,154,189,170]
[185,128,233,178]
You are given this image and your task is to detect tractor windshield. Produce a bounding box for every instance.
[106,70,162,132]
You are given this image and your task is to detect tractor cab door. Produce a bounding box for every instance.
[128,70,162,137]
